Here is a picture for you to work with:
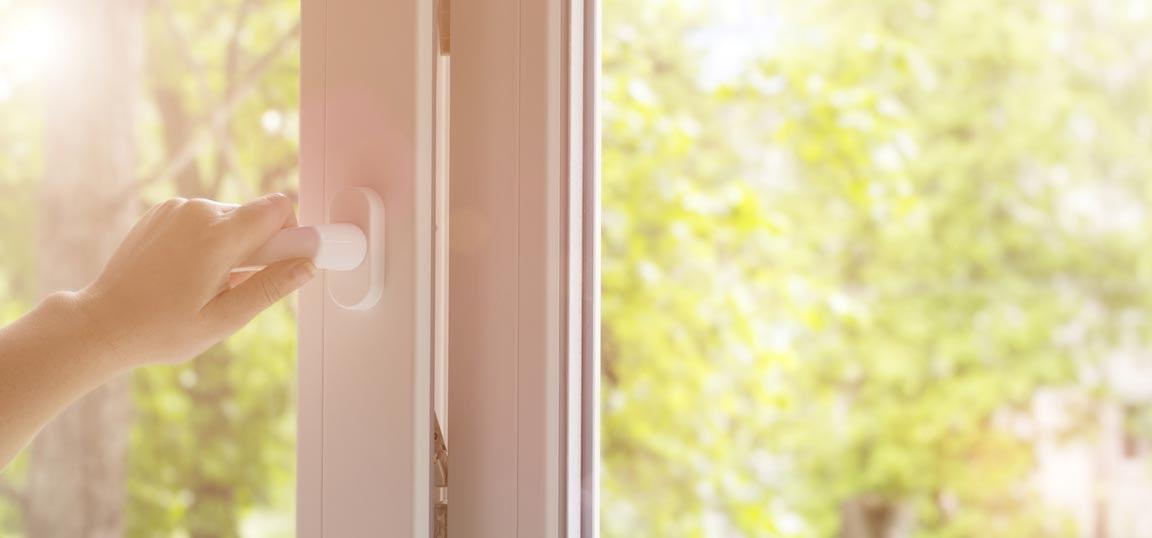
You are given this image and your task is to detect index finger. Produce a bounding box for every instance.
[219,193,298,259]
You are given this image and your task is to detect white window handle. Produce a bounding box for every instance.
[238,223,367,271]
[233,187,386,310]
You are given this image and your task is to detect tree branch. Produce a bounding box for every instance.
[228,0,260,79]
[116,19,301,205]
[207,0,262,199]
[158,0,211,100]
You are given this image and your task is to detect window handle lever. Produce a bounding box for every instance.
[235,187,384,310]
[235,223,367,272]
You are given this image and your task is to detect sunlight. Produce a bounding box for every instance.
[0,10,70,85]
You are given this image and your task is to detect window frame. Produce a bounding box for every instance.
[297,0,436,535]
[447,0,598,535]
[297,0,597,534]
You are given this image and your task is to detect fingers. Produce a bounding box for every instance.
[184,198,242,219]
[226,270,257,290]
[201,258,316,336]
[218,193,296,258]
[282,202,299,228]
[133,194,299,274]
[128,197,189,238]
[216,269,257,295]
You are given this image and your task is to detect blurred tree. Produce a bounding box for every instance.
[24,0,144,536]
[0,0,300,536]
[0,0,45,532]
[602,0,1152,536]
[125,1,300,537]
[4,0,1152,535]
[601,2,793,534]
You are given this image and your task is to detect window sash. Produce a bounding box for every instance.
[297,0,436,535]
[298,0,595,534]
[447,0,598,536]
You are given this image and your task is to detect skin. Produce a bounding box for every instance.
[0,193,316,469]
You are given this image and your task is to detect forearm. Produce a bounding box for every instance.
[0,292,127,469]
[0,194,311,470]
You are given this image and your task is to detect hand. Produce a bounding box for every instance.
[73,193,316,367]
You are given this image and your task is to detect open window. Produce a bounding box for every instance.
[12,0,1152,536]
[0,0,596,535]
[296,0,597,535]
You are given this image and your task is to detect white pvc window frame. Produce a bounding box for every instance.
[447,0,598,534]
[297,0,436,535]
[297,0,597,534]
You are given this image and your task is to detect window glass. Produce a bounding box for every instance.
[602,0,1152,536]
[0,1,299,536]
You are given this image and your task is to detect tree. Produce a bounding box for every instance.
[23,0,145,535]
[0,0,300,536]
[602,0,1152,536]
[125,2,300,536]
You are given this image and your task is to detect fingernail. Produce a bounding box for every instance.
[292,261,317,285]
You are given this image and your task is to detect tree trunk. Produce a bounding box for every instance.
[841,495,899,538]
[25,0,145,536]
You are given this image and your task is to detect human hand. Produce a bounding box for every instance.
[73,193,315,367]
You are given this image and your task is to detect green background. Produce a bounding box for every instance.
[3,0,1152,536]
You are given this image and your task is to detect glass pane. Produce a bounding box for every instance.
[0,1,299,536]
[602,0,1152,536]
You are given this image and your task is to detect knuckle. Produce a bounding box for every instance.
[157,197,187,212]
[186,198,216,213]
[178,198,221,224]
[261,194,292,215]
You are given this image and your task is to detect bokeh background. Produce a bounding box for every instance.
[3,0,1152,536]
[601,0,1152,536]
[0,0,299,536]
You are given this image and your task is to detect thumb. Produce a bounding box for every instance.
[203,259,316,335]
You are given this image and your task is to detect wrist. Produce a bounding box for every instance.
[48,290,134,373]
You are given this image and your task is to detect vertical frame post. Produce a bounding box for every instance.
[298,0,436,535]
[448,0,597,535]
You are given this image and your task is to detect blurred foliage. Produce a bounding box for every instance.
[602,0,1152,536]
[3,0,1152,536]
[128,2,299,536]
[0,0,299,536]
[0,2,43,534]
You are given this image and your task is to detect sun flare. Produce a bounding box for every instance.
[0,10,71,86]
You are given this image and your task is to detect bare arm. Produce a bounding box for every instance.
[0,193,316,468]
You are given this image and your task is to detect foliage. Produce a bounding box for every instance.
[128,1,300,536]
[4,0,1152,536]
[0,1,51,533]
[602,0,1152,536]
[0,0,300,536]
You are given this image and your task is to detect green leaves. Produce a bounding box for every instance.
[127,1,300,536]
[603,0,1152,535]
